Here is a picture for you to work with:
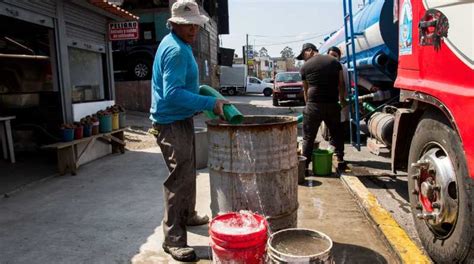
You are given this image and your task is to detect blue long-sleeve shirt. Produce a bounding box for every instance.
[150,32,216,124]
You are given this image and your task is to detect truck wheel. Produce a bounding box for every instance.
[272,97,279,106]
[227,87,236,96]
[408,113,474,263]
[130,59,152,80]
[263,88,272,97]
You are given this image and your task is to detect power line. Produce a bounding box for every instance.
[249,32,328,38]
[251,30,334,47]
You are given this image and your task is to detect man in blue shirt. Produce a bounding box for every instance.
[150,0,227,261]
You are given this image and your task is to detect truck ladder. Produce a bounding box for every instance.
[343,0,362,151]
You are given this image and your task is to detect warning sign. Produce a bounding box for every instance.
[109,21,139,41]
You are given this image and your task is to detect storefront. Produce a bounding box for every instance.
[0,0,137,147]
[0,1,137,188]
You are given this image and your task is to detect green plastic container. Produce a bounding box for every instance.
[312,149,334,176]
[99,115,112,133]
[199,85,244,124]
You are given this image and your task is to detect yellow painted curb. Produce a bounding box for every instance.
[341,174,432,264]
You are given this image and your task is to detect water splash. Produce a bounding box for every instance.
[233,130,266,217]
[211,210,265,235]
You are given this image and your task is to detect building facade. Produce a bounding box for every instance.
[0,0,137,155]
[0,0,137,126]
[272,57,297,74]
[254,56,274,79]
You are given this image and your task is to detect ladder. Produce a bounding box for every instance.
[342,0,362,151]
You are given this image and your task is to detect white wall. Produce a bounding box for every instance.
[72,100,115,121]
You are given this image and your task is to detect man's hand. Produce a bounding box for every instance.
[213,99,229,118]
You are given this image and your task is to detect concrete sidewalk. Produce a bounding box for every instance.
[0,148,166,264]
[1,146,398,264]
[131,153,398,263]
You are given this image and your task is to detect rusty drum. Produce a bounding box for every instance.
[207,116,299,231]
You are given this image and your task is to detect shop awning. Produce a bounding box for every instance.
[88,0,139,20]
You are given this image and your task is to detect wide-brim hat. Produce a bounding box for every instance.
[168,0,209,26]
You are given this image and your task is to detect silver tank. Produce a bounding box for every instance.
[207,116,298,231]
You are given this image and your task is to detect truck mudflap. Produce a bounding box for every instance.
[391,108,420,173]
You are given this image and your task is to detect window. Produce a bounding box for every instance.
[69,48,106,103]
[275,72,302,82]
[249,78,260,84]
[0,15,55,93]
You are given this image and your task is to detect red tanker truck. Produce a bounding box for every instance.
[320,0,474,262]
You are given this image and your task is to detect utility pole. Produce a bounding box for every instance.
[246,34,249,76]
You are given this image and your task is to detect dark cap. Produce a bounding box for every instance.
[296,43,318,60]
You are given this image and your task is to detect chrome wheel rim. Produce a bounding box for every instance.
[411,142,458,238]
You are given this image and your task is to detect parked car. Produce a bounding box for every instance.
[219,65,273,96]
[272,72,304,106]
[112,40,158,80]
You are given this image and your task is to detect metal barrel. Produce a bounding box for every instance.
[367,112,395,146]
[207,116,298,232]
[194,127,208,170]
[267,228,334,264]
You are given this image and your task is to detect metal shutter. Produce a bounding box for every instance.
[64,2,107,45]
[1,0,56,17]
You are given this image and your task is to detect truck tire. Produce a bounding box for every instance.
[263,88,272,97]
[272,97,279,106]
[407,112,474,263]
[227,87,236,96]
[130,59,152,80]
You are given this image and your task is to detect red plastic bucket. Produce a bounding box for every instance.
[209,212,268,264]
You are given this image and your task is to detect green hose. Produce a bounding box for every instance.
[362,102,376,112]
[297,114,303,123]
[199,85,244,124]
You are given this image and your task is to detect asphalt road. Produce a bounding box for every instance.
[229,94,422,247]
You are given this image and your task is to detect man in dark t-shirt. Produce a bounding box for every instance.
[296,43,346,173]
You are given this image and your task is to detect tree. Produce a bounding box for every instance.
[259,47,269,57]
[280,46,294,59]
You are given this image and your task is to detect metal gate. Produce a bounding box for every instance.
[64,2,107,46]
[1,0,56,17]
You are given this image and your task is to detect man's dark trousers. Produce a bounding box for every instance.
[154,117,196,247]
[302,102,344,168]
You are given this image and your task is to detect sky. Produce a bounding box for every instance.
[220,0,364,58]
